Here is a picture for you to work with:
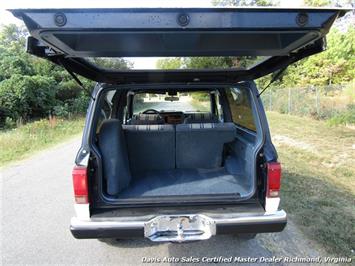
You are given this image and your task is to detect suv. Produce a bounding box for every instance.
[12,7,347,242]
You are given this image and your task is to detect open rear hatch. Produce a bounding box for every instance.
[10,7,347,83]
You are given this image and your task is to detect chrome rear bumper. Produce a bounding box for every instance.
[70,210,287,241]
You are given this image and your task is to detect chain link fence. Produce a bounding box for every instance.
[260,83,355,121]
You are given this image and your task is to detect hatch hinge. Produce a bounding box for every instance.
[26,36,62,58]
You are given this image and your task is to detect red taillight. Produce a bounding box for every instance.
[72,165,88,204]
[267,162,281,198]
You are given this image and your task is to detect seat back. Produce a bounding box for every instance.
[98,119,131,196]
[129,113,164,125]
[184,112,219,124]
[123,124,175,175]
[176,123,236,169]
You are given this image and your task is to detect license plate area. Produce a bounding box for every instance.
[144,214,216,242]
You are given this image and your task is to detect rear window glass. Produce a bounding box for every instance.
[85,56,267,70]
[226,87,256,132]
[132,92,211,113]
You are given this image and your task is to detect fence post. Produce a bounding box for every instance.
[315,86,320,116]
[288,87,292,114]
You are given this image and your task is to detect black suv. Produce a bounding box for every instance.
[11,7,347,242]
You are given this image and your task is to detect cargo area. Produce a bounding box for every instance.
[98,121,256,199]
[94,87,260,202]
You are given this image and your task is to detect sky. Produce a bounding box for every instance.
[0,0,305,69]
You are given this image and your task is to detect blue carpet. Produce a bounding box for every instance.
[119,168,248,198]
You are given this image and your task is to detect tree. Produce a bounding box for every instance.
[0,74,57,121]
[156,56,257,70]
[0,24,33,81]
[0,24,27,53]
[156,58,183,69]
[212,0,275,6]
[0,54,35,80]
[0,23,133,125]
[278,26,355,87]
[303,0,331,6]
[184,57,234,69]
[90,57,133,70]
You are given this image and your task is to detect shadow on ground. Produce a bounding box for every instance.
[100,235,275,265]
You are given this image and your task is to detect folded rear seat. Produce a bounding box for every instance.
[176,123,236,169]
[123,124,175,175]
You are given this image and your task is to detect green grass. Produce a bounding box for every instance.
[267,111,355,257]
[0,117,85,167]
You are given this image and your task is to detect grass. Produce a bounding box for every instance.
[0,117,85,167]
[267,111,355,257]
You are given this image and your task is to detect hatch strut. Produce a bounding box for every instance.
[58,59,95,100]
[257,67,287,98]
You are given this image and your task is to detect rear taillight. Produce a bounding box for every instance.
[72,165,88,204]
[267,162,281,198]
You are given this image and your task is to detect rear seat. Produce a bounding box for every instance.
[123,124,175,174]
[99,121,236,191]
[184,112,219,123]
[98,119,132,196]
[129,113,164,125]
[176,123,236,169]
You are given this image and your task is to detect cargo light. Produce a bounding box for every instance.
[72,165,88,204]
[267,162,281,198]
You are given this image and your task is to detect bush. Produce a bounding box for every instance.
[53,103,70,118]
[0,106,9,128]
[0,74,57,121]
[4,117,16,129]
[69,92,90,115]
[53,93,90,118]
[191,92,210,101]
[55,80,81,101]
[327,104,355,126]
[0,54,34,81]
